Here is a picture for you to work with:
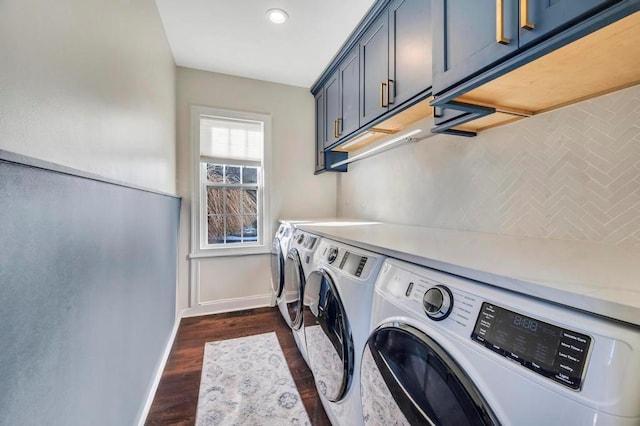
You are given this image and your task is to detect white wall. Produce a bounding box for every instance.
[176,67,338,313]
[0,0,176,193]
[338,85,640,248]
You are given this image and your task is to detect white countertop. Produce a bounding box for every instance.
[296,222,640,327]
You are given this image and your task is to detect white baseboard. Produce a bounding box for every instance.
[136,309,184,426]
[183,293,273,318]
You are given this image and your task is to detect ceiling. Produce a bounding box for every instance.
[155,0,376,88]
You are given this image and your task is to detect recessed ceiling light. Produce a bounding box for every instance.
[266,8,288,24]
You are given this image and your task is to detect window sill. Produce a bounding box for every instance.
[188,245,271,259]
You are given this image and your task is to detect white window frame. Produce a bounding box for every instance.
[189,105,272,258]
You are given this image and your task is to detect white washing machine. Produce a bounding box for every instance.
[302,239,385,426]
[283,229,322,363]
[271,222,296,317]
[361,258,640,425]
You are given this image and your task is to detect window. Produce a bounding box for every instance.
[191,106,271,256]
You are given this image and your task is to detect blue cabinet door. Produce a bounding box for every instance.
[389,0,433,107]
[360,12,389,126]
[339,48,361,139]
[518,0,616,47]
[324,71,340,148]
[432,0,519,95]
[315,91,325,172]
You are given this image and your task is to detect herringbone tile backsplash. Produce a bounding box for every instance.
[337,85,640,248]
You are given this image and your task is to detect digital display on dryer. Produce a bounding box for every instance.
[304,236,317,249]
[339,252,367,277]
[471,303,591,390]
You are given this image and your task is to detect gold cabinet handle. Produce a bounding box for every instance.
[333,119,338,138]
[387,79,394,105]
[520,0,535,30]
[496,0,510,44]
[336,118,342,136]
[380,82,388,108]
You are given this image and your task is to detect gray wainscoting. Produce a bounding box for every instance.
[0,151,180,426]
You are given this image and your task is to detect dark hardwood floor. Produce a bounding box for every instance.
[145,307,330,425]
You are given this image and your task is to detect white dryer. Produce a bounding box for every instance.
[302,239,385,426]
[271,222,296,320]
[361,258,640,425]
[283,229,322,363]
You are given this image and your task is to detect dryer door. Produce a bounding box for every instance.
[361,323,499,426]
[303,269,354,402]
[283,248,305,329]
[270,237,284,298]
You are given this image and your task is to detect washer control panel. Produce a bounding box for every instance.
[471,302,591,390]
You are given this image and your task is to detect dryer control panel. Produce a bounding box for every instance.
[471,302,591,390]
[376,260,600,394]
[316,240,383,281]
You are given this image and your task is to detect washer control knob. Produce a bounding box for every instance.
[327,247,339,263]
[423,285,453,321]
[296,234,305,244]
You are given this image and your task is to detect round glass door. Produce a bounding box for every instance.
[283,248,305,329]
[270,237,284,298]
[303,269,354,402]
[361,323,499,426]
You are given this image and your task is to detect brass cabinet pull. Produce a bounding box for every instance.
[333,119,338,138]
[520,0,535,30]
[380,82,388,107]
[336,118,342,136]
[496,0,510,44]
[387,79,394,104]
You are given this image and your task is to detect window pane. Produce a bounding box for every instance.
[242,166,258,184]
[243,215,258,242]
[206,188,224,215]
[226,215,242,244]
[242,189,258,215]
[206,164,224,183]
[207,215,225,244]
[225,166,241,184]
[226,188,241,215]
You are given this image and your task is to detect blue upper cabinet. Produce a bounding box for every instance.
[430,0,640,136]
[433,0,625,97]
[360,0,433,127]
[339,48,361,139]
[518,0,615,47]
[360,12,389,126]
[316,84,348,173]
[433,0,519,95]
[389,0,433,106]
[311,0,435,172]
[323,71,340,148]
[324,48,360,148]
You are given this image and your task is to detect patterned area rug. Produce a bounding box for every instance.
[196,332,311,426]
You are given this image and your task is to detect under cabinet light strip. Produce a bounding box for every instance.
[330,129,426,169]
